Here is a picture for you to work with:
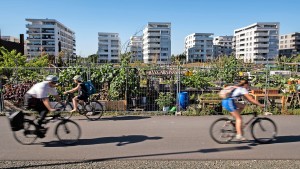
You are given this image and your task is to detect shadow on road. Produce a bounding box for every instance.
[199,146,251,153]
[74,115,151,121]
[43,135,162,147]
[272,135,300,144]
[100,116,151,121]
[5,146,252,169]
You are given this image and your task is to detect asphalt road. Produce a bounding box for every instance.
[1,115,300,161]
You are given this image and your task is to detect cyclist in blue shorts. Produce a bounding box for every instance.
[222,80,264,141]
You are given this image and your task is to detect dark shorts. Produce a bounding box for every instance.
[77,95,88,101]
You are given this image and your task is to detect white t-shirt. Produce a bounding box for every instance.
[231,87,248,98]
[26,81,58,99]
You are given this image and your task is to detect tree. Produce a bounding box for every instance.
[87,54,98,64]
[0,47,26,67]
[25,55,49,67]
[213,55,242,83]
[171,53,186,64]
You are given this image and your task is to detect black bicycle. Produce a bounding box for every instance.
[210,111,277,144]
[54,93,104,121]
[9,110,81,145]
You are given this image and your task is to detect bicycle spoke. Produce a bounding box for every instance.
[84,101,104,121]
[13,120,38,145]
[55,120,81,145]
[251,118,277,144]
[210,118,235,144]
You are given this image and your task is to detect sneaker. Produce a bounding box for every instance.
[236,135,247,141]
[36,126,48,138]
[86,112,94,116]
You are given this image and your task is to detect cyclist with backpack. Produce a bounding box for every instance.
[221,80,264,141]
[63,75,89,113]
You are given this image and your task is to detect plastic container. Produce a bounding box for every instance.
[178,92,188,109]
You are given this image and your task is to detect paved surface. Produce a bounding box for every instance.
[1,115,300,161]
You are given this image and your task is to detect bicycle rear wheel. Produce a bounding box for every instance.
[251,117,277,144]
[210,118,236,144]
[13,119,38,145]
[84,101,104,121]
[54,102,73,119]
[55,119,81,145]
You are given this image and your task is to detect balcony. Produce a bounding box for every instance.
[27,43,41,46]
[149,50,161,53]
[27,30,41,34]
[148,44,161,48]
[27,37,41,40]
[254,49,269,53]
[254,38,269,42]
[254,44,269,48]
[255,33,269,36]
[147,33,161,36]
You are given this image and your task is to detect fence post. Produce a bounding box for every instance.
[176,65,181,113]
[0,80,3,113]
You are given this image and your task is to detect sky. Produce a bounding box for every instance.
[0,0,299,57]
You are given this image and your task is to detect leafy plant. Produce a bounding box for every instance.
[155,92,175,110]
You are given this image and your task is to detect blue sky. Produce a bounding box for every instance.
[0,0,299,57]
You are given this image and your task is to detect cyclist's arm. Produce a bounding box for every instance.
[42,97,56,112]
[243,94,264,107]
[53,94,63,104]
[64,84,80,94]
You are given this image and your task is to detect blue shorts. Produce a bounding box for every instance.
[222,98,237,112]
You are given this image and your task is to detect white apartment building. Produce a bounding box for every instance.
[234,22,279,64]
[279,32,300,58]
[213,36,233,57]
[26,18,76,59]
[143,22,171,64]
[97,32,121,63]
[129,36,143,62]
[185,33,214,62]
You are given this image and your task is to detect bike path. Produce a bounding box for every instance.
[0,115,300,160]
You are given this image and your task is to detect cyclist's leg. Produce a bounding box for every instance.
[222,98,244,139]
[36,103,49,126]
[71,96,80,112]
[233,102,246,140]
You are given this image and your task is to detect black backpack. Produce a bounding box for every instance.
[8,111,24,131]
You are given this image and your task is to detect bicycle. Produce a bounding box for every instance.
[9,109,81,145]
[54,93,104,121]
[209,111,277,144]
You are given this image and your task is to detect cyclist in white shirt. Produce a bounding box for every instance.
[221,80,264,141]
[24,75,62,133]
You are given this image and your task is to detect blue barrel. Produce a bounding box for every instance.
[178,92,188,109]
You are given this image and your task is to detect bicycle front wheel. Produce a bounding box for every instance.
[210,118,236,144]
[84,101,104,121]
[55,119,81,145]
[13,119,38,145]
[251,118,277,144]
[54,102,73,119]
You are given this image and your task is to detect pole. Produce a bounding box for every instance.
[0,79,3,112]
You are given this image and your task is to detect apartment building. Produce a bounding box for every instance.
[233,22,279,64]
[213,36,233,58]
[129,36,143,62]
[26,18,76,60]
[143,22,171,64]
[185,33,214,62]
[97,32,121,63]
[279,32,300,58]
[0,34,25,55]
[1,36,20,43]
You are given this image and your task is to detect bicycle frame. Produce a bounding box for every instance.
[238,112,259,130]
